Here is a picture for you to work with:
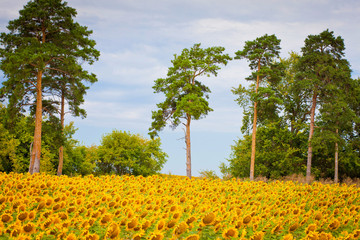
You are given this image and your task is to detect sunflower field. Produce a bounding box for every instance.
[0,172,359,240]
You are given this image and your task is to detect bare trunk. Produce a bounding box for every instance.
[185,114,191,179]
[250,60,261,181]
[334,128,339,183]
[29,70,43,174]
[57,91,65,176]
[306,91,317,184]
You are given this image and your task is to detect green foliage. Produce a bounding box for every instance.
[227,121,306,179]
[198,169,219,179]
[228,30,360,181]
[40,147,57,174]
[149,43,231,138]
[0,0,98,110]
[97,130,167,176]
[0,121,18,172]
[62,123,97,176]
[232,34,283,133]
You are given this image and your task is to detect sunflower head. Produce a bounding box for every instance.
[66,233,77,240]
[201,212,216,225]
[243,215,252,225]
[1,213,13,223]
[100,214,112,226]
[174,222,188,236]
[328,219,340,230]
[149,231,164,240]
[106,222,120,239]
[126,218,138,230]
[282,234,293,240]
[184,234,200,240]
[22,223,36,235]
[17,212,28,222]
[289,223,299,232]
[250,231,264,240]
[305,224,317,234]
[222,227,238,239]
[156,219,166,231]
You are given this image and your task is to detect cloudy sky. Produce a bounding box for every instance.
[1,0,360,177]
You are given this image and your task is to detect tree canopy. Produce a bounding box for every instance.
[0,0,99,174]
[149,43,231,178]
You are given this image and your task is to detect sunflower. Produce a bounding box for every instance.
[271,224,283,234]
[11,228,22,238]
[66,233,77,240]
[250,231,264,240]
[1,213,13,223]
[172,212,181,220]
[201,212,216,225]
[186,216,196,225]
[37,201,46,210]
[22,222,36,235]
[100,214,112,226]
[184,234,200,240]
[106,222,120,239]
[85,233,100,240]
[156,219,166,231]
[222,227,238,239]
[17,212,28,222]
[15,233,31,240]
[141,220,151,230]
[52,203,61,211]
[174,222,188,236]
[41,218,53,230]
[289,223,299,232]
[133,231,144,240]
[305,231,319,240]
[319,232,333,240]
[328,219,340,230]
[305,224,317,234]
[352,229,360,239]
[167,219,178,229]
[67,207,76,214]
[282,234,293,240]
[126,218,138,230]
[149,231,164,240]
[45,197,54,207]
[243,215,252,225]
[28,211,36,221]
[18,204,27,212]
[314,211,322,221]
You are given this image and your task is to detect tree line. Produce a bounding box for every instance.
[1,0,359,181]
[224,31,360,183]
[151,31,360,183]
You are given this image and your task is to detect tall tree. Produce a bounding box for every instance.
[45,58,98,176]
[149,43,231,178]
[0,0,99,174]
[297,29,350,183]
[234,34,281,181]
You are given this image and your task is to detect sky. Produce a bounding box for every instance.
[1,0,360,177]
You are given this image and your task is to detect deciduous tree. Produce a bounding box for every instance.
[97,130,167,176]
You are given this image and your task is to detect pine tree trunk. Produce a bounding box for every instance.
[185,114,191,179]
[334,128,339,183]
[29,70,43,174]
[250,60,261,181]
[306,91,317,183]
[57,91,65,176]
